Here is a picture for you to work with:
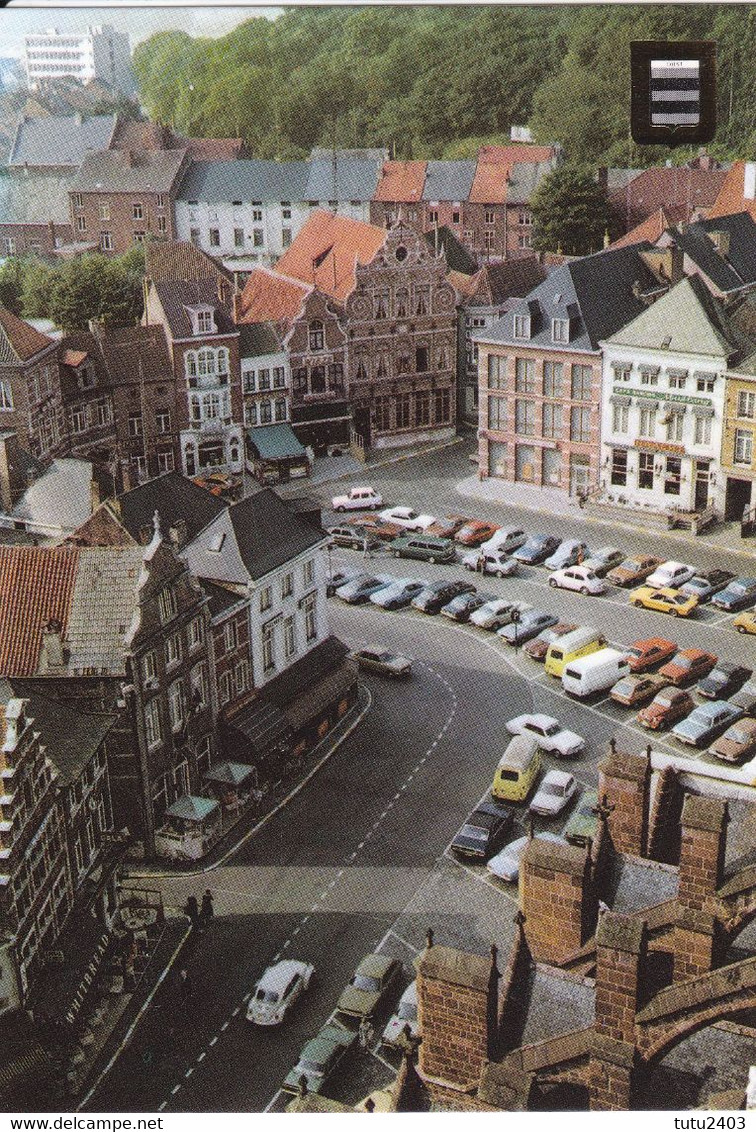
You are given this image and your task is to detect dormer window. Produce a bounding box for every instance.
[186,305,216,337]
[513,315,531,340]
[552,318,569,343]
[197,310,214,334]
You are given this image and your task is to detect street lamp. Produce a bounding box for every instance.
[511,607,521,651]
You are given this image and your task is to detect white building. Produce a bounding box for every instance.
[599,276,739,517]
[24,24,135,94]
[239,323,290,431]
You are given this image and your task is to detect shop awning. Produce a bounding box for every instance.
[284,659,357,733]
[228,698,293,759]
[204,760,257,786]
[247,424,307,461]
[165,795,219,822]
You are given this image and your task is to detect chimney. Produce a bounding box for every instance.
[520,838,596,963]
[168,518,188,549]
[744,161,756,202]
[589,912,645,1111]
[37,619,67,674]
[597,746,651,857]
[673,795,728,981]
[710,230,731,257]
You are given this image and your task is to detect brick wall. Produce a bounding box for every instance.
[417,944,497,1091]
[520,839,595,964]
[597,747,651,857]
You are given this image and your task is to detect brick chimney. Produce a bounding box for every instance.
[673,795,728,980]
[589,912,645,1110]
[597,744,651,857]
[36,619,67,674]
[520,838,596,964]
[416,941,499,1092]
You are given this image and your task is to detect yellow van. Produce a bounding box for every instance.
[544,626,607,679]
[491,734,541,803]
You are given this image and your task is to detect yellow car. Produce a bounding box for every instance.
[734,610,756,635]
[629,586,699,618]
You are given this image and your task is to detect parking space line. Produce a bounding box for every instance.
[389,928,422,955]
[197,1052,206,1063]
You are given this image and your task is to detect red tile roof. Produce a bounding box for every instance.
[470,145,557,205]
[0,546,79,676]
[608,207,674,250]
[709,162,756,222]
[0,307,54,364]
[610,166,727,231]
[237,267,311,327]
[182,137,244,161]
[273,210,387,303]
[447,269,480,298]
[373,161,427,202]
[61,348,88,368]
[478,144,557,165]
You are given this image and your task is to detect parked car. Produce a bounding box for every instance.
[548,565,606,595]
[497,608,559,644]
[629,586,699,617]
[335,573,395,604]
[451,801,515,860]
[522,622,578,662]
[379,506,435,532]
[512,533,561,565]
[347,515,403,542]
[282,1023,357,1094]
[607,554,663,587]
[562,647,630,698]
[191,472,242,501]
[582,547,624,577]
[697,662,752,701]
[637,686,695,730]
[426,515,470,538]
[441,591,494,623]
[480,526,528,555]
[327,567,361,597]
[327,524,381,551]
[734,610,756,635]
[381,981,419,1049]
[337,954,403,1019]
[486,832,568,883]
[370,579,426,610]
[646,560,696,589]
[544,539,589,571]
[729,677,756,714]
[411,579,475,614]
[529,770,577,817]
[247,959,315,1026]
[349,647,412,678]
[679,568,736,602]
[564,789,599,847]
[659,648,718,686]
[455,519,500,547]
[625,638,678,674]
[462,549,517,577]
[671,701,743,747]
[389,534,456,563]
[332,486,383,512]
[506,713,586,758]
[711,577,756,612]
[469,598,532,631]
[710,717,756,762]
[610,672,669,707]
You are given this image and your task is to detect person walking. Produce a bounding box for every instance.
[184,894,199,928]
[201,889,214,920]
[178,968,192,1009]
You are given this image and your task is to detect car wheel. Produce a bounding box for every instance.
[631,599,642,607]
[429,556,436,564]
[393,550,401,558]
[737,625,747,634]
[496,570,504,578]
[669,608,678,617]
[336,505,345,513]
[549,578,558,587]
[580,586,589,595]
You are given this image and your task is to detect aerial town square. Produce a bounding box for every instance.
[1,3,756,1118]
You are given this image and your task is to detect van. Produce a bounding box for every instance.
[544,626,607,678]
[491,733,541,803]
[389,535,456,563]
[480,526,527,555]
[562,647,630,699]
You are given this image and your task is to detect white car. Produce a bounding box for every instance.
[480,526,528,555]
[247,959,315,1025]
[332,486,383,512]
[378,506,436,532]
[487,833,569,883]
[381,981,419,1048]
[646,560,696,589]
[506,713,586,758]
[529,770,577,817]
[462,549,517,577]
[548,565,606,595]
[469,599,532,631]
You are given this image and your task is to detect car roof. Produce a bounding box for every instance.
[634,637,675,649]
[356,953,397,978]
[523,713,558,728]
[475,801,511,819]
[303,1024,352,1058]
[541,769,574,786]
[258,959,308,993]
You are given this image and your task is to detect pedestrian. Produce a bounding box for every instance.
[178,968,192,1008]
[184,894,199,928]
[476,551,485,574]
[201,889,214,920]
[577,546,584,565]
[358,1017,374,1050]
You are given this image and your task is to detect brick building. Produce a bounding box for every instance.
[0,220,74,258]
[608,159,727,237]
[0,307,63,463]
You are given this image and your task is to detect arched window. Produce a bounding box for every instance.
[308,320,324,351]
[198,349,214,377]
[217,347,229,376]
[395,289,409,318]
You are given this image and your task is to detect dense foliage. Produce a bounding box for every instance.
[530,166,612,255]
[132,5,756,166]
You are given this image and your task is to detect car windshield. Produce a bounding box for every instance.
[459,824,488,841]
[709,670,727,682]
[256,988,279,1003]
[619,559,638,570]
[353,974,381,992]
[613,680,633,695]
[369,651,392,662]
[674,657,692,669]
[655,693,677,706]
[729,584,746,595]
[299,1059,324,1074]
[399,1002,418,1022]
[542,783,566,797]
[673,595,689,605]
[688,579,707,589]
[543,722,560,736]
[728,728,749,744]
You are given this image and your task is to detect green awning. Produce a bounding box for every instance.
[204,760,256,786]
[247,424,307,461]
[165,794,220,821]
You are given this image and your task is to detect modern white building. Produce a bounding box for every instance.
[24,24,135,94]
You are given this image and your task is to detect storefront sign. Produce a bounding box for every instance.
[633,439,686,454]
[612,386,712,406]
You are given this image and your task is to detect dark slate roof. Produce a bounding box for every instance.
[685,212,756,289]
[304,154,382,202]
[422,226,478,275]
[20,688,115,785]
[176,159,310,204]
[422,160,476,202]
[117,471,226,543]
[227,488,324,579]
[247,423,306,461]
[476,242,662,352]
[152,278,237,339]
[72,148,187,194]
[8,113,116,168]
[199,577,245,618]
[264,635,349,711]
[238,321,282,358]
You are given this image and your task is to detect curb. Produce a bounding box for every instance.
[281,434,466,495]
[124,684,373,881]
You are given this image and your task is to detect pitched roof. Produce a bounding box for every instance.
[693,212,756,286]
[65,546,144,675]
[85,323,172,386]
[0,546,80,676]
[236,267,310,327]
[659,222,751,295]
[145,240,232,285]
[11,459,95,533]
[610,165,727,227]
[373,160,427,202]
[273,210,387,303]
[179,137,244,162]
[304,153,383,202]
[709,162,756,222]
[478,143,558,165]
[117,471,226,544]
[469,144,558,205]
[422,225,478,274]
[422,160,476,202]
[176,159,310,204]
[20,689,115,784]
[66,502,136,548]
[151,278,237,339]
[0,307,55,365]
[609,207,674,249]
[199,577,245,618]
[8,113,117,168]
[72,148,188,194]
[476,257,548,305]
[237,320,282,358]
[447,269,480,298]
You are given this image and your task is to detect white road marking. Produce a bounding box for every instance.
[158,1102,168,1112]
[184,1068,194,1078]
[171,1084,181,1095]
[197,1052,206,1063]
[209,1036,218,1047]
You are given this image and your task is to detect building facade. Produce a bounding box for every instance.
[24,24,135,94]
[721,359,756,518]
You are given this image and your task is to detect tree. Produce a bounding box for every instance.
[19,259,55,319]
[0,258,25,315]
[530,166,611,256]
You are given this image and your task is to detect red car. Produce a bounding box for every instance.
[455,520,501,547]
[346,515,402,542]
[658,648,717,687]
[426,515,471,538]
[637,687,695,730]
[625,638,678,674]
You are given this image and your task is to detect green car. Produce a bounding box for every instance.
[564,789,599,848]
[282,1023,357,1094]
[337,954,403,1019]
[388,535,456,564]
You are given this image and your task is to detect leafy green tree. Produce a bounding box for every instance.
[530,166,611,256]
[19,259,55,319]
[0,258,25,315]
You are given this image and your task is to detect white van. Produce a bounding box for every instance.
[480,526,528,555]
[562,647,630,698]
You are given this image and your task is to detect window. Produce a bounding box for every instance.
[253,229,264,247]
[415,286,429,315]
[612,402,629,434]
[3,236,16,254]
[515,358,535,393]
[157,449,175,474]
[131,455,147,483]
[519,211,533,225]
[244,402,257,426]
[543,361,563,398]
[414,390,431,426]
[696,375,716,393]
[665,412,684,442]
[128,413,143,438]
[639,407,656,439]
[142,651,157,682]
[282,228,292,247]
[738,390,756,419]
[73,193,83,208]
[375,396,391,432]
[209,229,220,247]
[262,623,275,673]
[197,310,214,334]
[157,194,166,208]
[434,387,450,423]
[488,355,507,389]
[664,456,682,495]
[374,289,389,319]
[157,410,171,433]
[293,368,307,394]
[551,318,569,342]
[329,363,344,390]
[223,620,238,654]
[694,415,712,445]
[282,572,294,598]
[515,399,535,436]
[611,448,628,486]
[303,558,315,587]
[308,321,325,351]
[640,371,659,387]
[303,593,317,641]
[274,398,287,421]
[99,202,110,221]
[219,670,233,705]
[281,203,292,218]
[452,209,460,224]
[190,228,200,246]
[252,208,263,222]
[132,203,143,220]
[235,660,250,694]
[258,368,271,391]
[429,209,439,225]
[415,346,429,372]
[571,365,592,401]
[570,406,591,442]
[395,392,411,429]
[395,288,409,317]
[166,633,182,667]
[243,370,256,394]
[76,215,87,233]
[168,680,185,731]
[668,374,687,390]
[234,227,244,248]
[273,366,286,389]
[513,315,530,340]
[543,402,562,439]
[158,587,178,624]
[614,366,631,383]
[144,700,162,747]
[735,428,753,465]
[638,451,654,490]
[188,616,204,650]
[259,585,272,612]
[259,400,272,424]
[484,208,495,224]
[70,407,86,433]
[284,615,296,658]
